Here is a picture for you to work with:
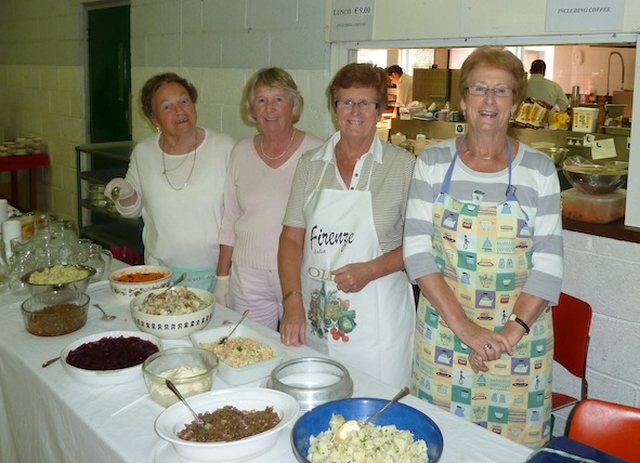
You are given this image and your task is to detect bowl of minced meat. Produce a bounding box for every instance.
[154,387,299,462]
[22,264,96,295]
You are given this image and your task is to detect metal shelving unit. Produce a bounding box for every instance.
[75,141,143,257]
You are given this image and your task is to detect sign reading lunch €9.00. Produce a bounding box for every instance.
[329,0,374,42]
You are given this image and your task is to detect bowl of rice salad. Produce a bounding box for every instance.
[130,286,215,339]
[190,324,284,385]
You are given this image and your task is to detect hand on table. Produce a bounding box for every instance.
[279,303,306,347]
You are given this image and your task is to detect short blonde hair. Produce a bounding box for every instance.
[244,67,303,124]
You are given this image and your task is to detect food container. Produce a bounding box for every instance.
[190,324,284,385]
[267,357,353,411]
[21,290,90,336]
[514,97,551,128]
[562,188,626,224]
[572,107,600,133]
[108,265,172,302]
[142,347,218,407]
[154,388,299,463]
[562,163,628,195]
[130,287,215,339]
[22,264,96,295]
[60,330,161,385]
[291,397,444,463]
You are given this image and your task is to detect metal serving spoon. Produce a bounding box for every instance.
[42,356,61,368]
[165,379,210,431]
[217,309,249,345]
[143,272,187,304]
[94,303,116,321]
[336,386,410,441]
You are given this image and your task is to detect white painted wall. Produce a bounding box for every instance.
[0,0,639,437]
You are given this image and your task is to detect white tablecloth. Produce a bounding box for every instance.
[0,272,533,463]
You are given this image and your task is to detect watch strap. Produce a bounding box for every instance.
[509,313,530,334]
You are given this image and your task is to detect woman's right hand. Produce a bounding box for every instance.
[279,300,306,346]
[105,178,134,201]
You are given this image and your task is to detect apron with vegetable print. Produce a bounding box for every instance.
[301,161,414,388]
[411,139,553,449]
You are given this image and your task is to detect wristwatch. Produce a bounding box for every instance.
[508,313,530,334]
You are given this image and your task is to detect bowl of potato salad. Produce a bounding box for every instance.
[130,286,215,339]
[291,397,444,463]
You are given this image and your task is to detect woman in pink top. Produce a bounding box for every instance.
[215,68,323,330]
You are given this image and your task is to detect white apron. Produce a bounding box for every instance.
[301,161,414,388]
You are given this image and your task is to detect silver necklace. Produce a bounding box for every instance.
[260,129,295,161]
[161,133,198,191]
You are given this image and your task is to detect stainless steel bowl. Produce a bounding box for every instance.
[21,264,97,295]
[267,357,353,411]
[563,164,628,195]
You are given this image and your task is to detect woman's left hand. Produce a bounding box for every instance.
[332,263,374,293]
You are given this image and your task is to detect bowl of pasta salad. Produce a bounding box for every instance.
[130,286,215,339]
[291,397,444,462]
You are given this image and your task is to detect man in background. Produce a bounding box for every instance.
[387,65,414,108]
[525,59,569,111]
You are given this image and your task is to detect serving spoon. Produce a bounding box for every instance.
[94,303,116,321]
[165,379,210,431]
[336,386,410,441]
[217,309,249,345]
[143,272,187,304]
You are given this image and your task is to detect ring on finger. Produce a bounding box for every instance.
[483,343,493,351]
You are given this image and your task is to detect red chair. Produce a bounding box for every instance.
[552,292,592,411]
[567,398,640,462]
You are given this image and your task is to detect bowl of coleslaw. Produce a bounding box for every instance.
[130,286,215,339]
[190,324,284,385]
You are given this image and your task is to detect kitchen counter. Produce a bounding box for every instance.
[0,263,534,463]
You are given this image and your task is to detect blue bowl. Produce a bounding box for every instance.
[291,397,444,462]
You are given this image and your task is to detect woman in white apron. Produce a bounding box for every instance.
[278,63,416,388]
[403,48,563,449]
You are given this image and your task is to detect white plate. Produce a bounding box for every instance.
[61,330,162,385]
[155,388,299,463]
[190,325,284,385]
[153,425,294,463]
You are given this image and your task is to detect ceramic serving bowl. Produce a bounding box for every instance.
[108,265,172,302]
[155,387,299,463]
[22,264,96,295]
[291,397,444,462]
[266,357,353,411]
[142,347,219,407]
[130,287,215,339]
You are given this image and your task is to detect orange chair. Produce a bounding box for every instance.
[567,398,640,462]
[552,292,592,411]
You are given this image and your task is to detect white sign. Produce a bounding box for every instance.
[329,0,374,42]
[545,0,625,32]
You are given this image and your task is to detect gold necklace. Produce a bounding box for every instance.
[260,129,295,160]
[161,132,198,191]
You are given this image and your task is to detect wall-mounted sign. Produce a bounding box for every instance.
[545,0,625,32]
[329,0,374,42]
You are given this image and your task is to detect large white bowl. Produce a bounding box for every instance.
[108,265,172,303]
[190,324,284,385]
[60,330,162,385]
[155,387,300,463]
[130,287,215,340]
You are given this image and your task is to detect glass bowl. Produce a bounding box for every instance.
[143,347,218,407]
[21,290,90,336]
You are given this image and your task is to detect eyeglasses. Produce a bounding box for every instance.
[334,99,380,110]
[465,85,514,98]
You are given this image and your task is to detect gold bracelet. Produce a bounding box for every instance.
[283,289,302,303]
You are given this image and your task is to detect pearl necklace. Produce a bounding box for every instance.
[161,133,198,191]
[260,130,295,161]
